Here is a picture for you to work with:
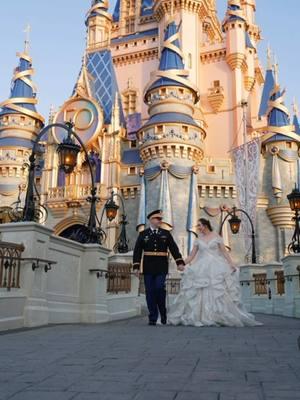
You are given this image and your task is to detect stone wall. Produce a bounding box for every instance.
[0,222,141,331]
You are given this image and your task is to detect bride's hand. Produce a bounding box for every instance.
[177,264,185,272]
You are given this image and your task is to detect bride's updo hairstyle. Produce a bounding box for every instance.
[199,218,213,232]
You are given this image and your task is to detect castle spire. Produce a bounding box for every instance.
[258,47,275,118]
[0,43,44,125]
[292,98,300,135]
[144,21,199,102]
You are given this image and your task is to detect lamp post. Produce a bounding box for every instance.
[219,206,257,264]
[11,121,129,251]
[102,192,129,253]
[11,121,106,244]
[287,186,300,253]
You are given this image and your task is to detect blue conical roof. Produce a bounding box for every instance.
[268,88,290,127]
[145,21,199,100]
[293,114,300,135]
[0,52,44,124]
[263,85,297,143]
[259,68,275,118]
[222,1,246,30]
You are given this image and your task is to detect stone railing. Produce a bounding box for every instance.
[239,257,300,318]
[0,241,24,290]
[47,183,106,203]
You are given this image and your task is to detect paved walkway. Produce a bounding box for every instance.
[0,314,300,400]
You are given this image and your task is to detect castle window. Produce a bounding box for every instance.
[128,166,137,175]
[122,89,137,116]
[182,125,188,134]
[125,16,135,33]
[208,165,216,173]
[286,142,292,149]
[130,140,137,148]
[156,125,164,134]
[116,45,119,50]
[160,88,166,96]
[152,37,156,42]
[143,39,146,44]
[17,150,23,156]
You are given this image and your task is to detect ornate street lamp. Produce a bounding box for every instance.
[57,135,81,174]
[10,121,106,244]
[105,198,119,222]
[100,192,129,253]
[228,213,242,235]
[220,206,257,264]
[287,186,300,253]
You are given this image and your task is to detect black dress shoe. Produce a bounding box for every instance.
[161,318,167,325]
[148,321,156,326]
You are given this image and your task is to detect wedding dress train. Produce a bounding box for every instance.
[168,236,262,327]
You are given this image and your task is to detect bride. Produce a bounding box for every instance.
[168,218,262,327]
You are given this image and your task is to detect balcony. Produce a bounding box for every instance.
[46,184,106,208]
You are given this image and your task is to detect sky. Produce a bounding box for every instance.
[0,1,299,120]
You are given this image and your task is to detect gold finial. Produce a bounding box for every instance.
[267,44,272,70]
[273,56,279,85]
[24,24,31,54]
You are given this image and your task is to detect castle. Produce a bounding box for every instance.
[1,0,300,267]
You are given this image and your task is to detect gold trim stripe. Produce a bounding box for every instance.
[144,252,168,256]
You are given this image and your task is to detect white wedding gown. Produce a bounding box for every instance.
[168,236,262,327]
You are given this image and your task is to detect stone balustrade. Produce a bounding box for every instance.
[46,183,106,203]
[0,223,141,331]
[240,257,300,318]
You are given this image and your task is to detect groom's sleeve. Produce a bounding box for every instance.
[133,233,143,271]
[167,233,185,266]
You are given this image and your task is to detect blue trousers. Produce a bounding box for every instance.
[144,274,167,322]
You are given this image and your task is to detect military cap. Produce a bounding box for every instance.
[147,209,163,220]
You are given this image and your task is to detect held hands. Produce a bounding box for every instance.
[133,270,140,278]
[177,263,185,272]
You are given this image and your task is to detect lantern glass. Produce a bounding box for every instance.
[229,215,241,234]
[57,141,81,174]
[287,188,300,212]
[105,199,119,221]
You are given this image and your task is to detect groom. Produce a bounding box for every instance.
[133,210,185,325]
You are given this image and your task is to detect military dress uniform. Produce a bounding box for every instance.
[133,211,184,325]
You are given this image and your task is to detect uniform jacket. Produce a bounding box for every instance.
[133,227,184,275]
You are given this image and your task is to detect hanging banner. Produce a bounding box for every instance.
[231,138,260,259]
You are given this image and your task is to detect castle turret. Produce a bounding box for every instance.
[260,78,300,258]
[86,0,112,51]
[223,0,247,146]
[0,40,44,209]
[138,20,205,257]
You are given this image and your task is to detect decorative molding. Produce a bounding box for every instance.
[244,76,256,92]
[112,48,158,66]
[198,184,237,199]
[207,86,225,113]
[121,185,140,199]
[153,0,222,42]
[226,53,246,70]
[140,143,204,163]
[200,48,226,64]
[266,205,294,229]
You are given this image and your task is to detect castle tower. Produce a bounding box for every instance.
[223,0,247,146]
[86,0,112,51]
[137,20,205,257]
[0,40,44,213]
[259,79,300,259]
